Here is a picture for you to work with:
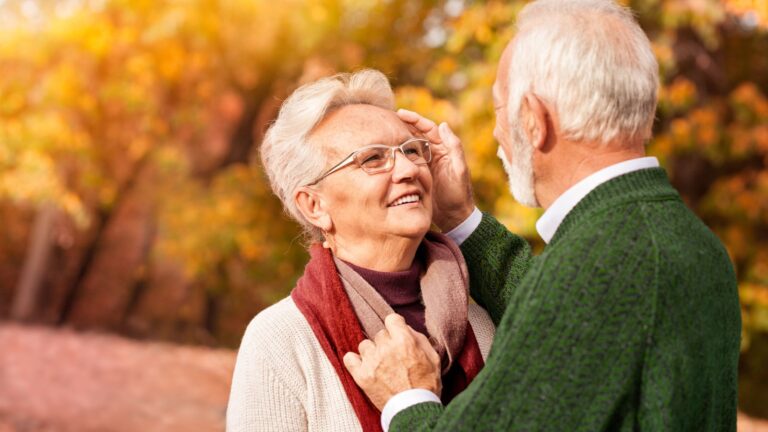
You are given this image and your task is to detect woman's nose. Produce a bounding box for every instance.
[390,150,419,182]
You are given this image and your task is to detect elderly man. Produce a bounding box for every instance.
[342,0,741,431]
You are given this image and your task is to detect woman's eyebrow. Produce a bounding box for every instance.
[361,135,414,146]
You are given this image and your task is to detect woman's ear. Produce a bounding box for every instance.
[520,93,550,151]
[295,187,333,232]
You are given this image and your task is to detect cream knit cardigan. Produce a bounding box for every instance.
[226,296,496,432]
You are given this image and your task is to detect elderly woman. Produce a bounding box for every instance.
[226,70,495,432]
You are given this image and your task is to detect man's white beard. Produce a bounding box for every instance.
[497,127,539,207]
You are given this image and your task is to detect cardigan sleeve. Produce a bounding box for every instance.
[459,212,534,325]
[226,323,308,432]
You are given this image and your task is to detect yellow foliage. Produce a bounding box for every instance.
[156,42,186,82]
[670,118,693,149]
[395,87,461,128]
[0,150,88,226]
[728,124,755,159]
[690,107,721,153]
[651,39,676,76]
[740,284,768,308]
[236,231,264,261]
[749,248,768,284]
[0,0,766,357]
[741,282,768,333]
[659,76,697,113]
[495,194,541,238]
[730,82,768,121]
[60,192,89,228]
[648,135,673,165]
[434,57,458,76]
[724,0,768,28]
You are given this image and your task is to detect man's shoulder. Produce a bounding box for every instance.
[627,197,733,273]
[547,200,662,260]
[532,200,675,300]
[553,194,717,250]
[547,196,734,286]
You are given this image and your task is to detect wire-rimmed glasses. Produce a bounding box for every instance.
[305,138,431,186]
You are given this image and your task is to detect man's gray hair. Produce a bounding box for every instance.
[507,0,659,144]
[260,69,395,241]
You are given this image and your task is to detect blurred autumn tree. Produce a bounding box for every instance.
[0,0,766,416]
[0,0,440,346]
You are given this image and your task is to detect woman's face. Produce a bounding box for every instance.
[310,104,433,244]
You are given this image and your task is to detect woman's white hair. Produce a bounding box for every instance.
[507,0,659,144]
[260,69,395,242]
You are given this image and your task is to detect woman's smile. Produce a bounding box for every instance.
[388,192,422,207]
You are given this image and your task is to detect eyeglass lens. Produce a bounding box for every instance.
[354,140,430,173]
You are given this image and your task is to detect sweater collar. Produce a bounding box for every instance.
[548,164,680,247]
[536,157,660,243]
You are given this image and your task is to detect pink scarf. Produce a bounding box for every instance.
[291,233,484,431]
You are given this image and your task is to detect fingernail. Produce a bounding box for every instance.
[343,353,355,366]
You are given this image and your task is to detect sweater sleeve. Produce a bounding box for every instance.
[459,212,533,325]
[390,213,658,431]
[226,323,308,432]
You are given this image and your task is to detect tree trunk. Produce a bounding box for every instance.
[62,159,156,330]
[11,204,57,322]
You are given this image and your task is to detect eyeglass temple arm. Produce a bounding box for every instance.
[305,154,356,186]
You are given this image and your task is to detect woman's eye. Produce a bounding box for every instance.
[361,154,383,165]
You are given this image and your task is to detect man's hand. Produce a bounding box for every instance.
[343,314,442,411]
[398,109,475,232]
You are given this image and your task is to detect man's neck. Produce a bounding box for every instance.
[537,142,646,210]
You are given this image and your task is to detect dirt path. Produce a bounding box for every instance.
[0,324,235,432]
[1,323,766,431]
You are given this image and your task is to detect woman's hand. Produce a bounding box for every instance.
[398,109,475,232]
[343,314,442,411]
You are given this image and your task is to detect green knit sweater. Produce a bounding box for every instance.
[391,168,741,431]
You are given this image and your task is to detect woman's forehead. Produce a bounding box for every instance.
[313,104,412,155]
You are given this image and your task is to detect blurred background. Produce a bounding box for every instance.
[0,0,766,430]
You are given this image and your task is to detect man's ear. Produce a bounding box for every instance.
[295,187,333,233]
[520,93,550,151]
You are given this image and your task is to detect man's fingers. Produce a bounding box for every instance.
[404,123,421,137]
[343,352,372,389]
[373,328,390,345]
[384,313,406,325]
[397,109,442,143]
[358,338,375,357]
[410,328,432,352]
[397,108,430,127]
[411,329,441,367]
[343,352,362,373]
[397,108,420,122]
[438,122,463,152]
[344,316,443,409]
[384,313,414,342]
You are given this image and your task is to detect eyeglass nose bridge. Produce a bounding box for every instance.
[388,146,413,171]
[385,143,427,172]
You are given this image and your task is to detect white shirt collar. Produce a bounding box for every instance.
[535,156,660,243]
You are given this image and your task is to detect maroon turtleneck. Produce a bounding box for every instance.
[341,259,428,335]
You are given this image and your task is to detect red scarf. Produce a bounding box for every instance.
[291,244,485,432]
